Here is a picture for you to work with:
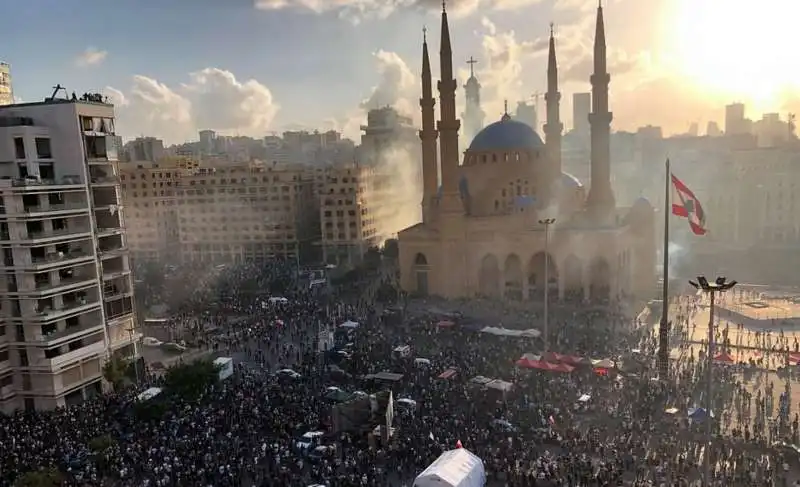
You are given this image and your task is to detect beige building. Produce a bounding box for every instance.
[121,161,318,264]
[0,96,139,412]
[398,6,655,302]
[0,62,12,106]
[119,161,186,262]
[319,164,382,266]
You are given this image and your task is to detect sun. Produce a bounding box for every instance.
[669,0,800,113]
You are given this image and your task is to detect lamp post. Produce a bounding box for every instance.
[688,276,736,487]
[539,218,556,351]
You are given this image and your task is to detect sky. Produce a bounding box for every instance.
[4,0,800,144]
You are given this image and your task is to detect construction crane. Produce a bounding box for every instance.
[47,84,68,101]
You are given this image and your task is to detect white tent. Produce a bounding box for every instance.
[479,327,540,338]
[414,448,486,487]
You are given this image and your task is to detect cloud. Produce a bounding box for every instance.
[254,0,545,22]
[75,47,108,67]
[105,69,279,144]
[360,50,417,116]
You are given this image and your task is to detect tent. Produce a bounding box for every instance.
[713,352,735,364]
[413,448,486,487]
[591,358,615,369]
[479,327,540,338]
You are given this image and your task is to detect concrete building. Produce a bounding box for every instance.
[0,63,12,106]
[725,103,752,136]
[121,161,318,264]
[359,107,417,166]
[572,92,591,135]
[398,5,655,302]
[515,101,538,133]
[125,136,165,163]
[119,161,186,263]
[0,96,139,412]
[199,130,216,154]
[319,164,385,266]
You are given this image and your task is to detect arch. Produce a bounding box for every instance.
[562,255,583,301]
[527,252,558,300]
[412,252,429,295]
[478,254,501,297]
[503,253,524,300]
[589,257,611,302]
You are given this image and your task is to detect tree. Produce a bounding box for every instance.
[102,356,131,391]
[14,469,62,487]
[163,359,219,399]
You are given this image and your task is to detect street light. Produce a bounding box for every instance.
[539,218,556,351]
[688,275,737,487]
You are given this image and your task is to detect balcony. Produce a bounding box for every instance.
[16,249,93,272]
[16,202,89,218]
[89,176,118,187]
[41,320,105,347]
[15,275,97,297]
[0,177,85,190]
[33,300,101,323]
[46,339,106,370]
[26,225,93,244]
[98,245,128,259]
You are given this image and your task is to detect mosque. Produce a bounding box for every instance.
[397,2,656,302]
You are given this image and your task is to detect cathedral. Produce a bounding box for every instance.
[397,2,656,302]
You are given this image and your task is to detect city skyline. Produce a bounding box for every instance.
[5,0,799,144]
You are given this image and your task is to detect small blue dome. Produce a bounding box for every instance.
[468,116,544,152]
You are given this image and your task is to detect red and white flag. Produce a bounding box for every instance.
[671,174,707,236]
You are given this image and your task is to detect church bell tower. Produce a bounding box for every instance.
[462,56,485,143]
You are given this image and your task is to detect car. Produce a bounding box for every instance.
[276,369,302,380]
[295,431,325,453]
[308,445,334,463]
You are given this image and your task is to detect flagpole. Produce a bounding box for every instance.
[658,158,671,378]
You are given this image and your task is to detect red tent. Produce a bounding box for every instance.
[550,363,575,373]
[714,352,735,364]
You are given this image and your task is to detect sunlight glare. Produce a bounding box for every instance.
[670,0,800,113]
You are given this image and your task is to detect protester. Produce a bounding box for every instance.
[0,261,791,486]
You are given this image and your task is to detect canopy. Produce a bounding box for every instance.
[339,320,359,329]
[542,351,589,365]
[714,352,735,364]
[516,359,574,373]
[591,358,615,368]
[479,327,540,338]
[414,448,486,487]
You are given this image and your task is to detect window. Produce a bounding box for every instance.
[13,137,25,159]
[35,138,52,159]
[0,349,7,362]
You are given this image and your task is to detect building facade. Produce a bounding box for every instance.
[121,161,318,264]
[398,5,655,302]
[0,98,138,412]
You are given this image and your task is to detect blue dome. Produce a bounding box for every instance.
[468,117,544,152]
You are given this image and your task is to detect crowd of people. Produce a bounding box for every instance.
[1,259,798,486]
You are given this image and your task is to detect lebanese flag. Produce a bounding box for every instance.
[671,174,707,235]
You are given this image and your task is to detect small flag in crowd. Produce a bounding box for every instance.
[455,439,463,449]
[548,415,555,425]
[671,173,707,236]
[429,432,435,441]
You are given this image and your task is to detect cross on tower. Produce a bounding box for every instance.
[467,56,478,77]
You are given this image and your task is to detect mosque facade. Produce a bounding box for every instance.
[397,3,656,302]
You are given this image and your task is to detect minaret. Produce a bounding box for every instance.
[437,0,462,210]
[543,23,563,202]
[419,27,439,224]
[462,56,485,142]
[585,0,616,219]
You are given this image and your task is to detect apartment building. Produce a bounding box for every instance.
[121,161,318,264]
[119,161,186,262]
[319,164,387,266]
[0,96,138,412]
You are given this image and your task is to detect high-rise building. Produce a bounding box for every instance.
[572,92,591,135]
[125,136,165,162]
[0,63,12,106]
[359,107,418,166]
[198,130,216,154]
[0,96,139,412]
[725,103,750,135]
[515,102,537,132]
